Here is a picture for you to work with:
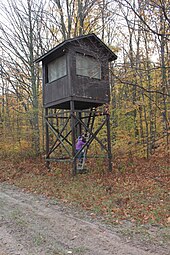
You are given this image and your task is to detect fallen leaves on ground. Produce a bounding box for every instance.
[0,150,169,226]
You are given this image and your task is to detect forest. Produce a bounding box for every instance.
[0,0,169,227]
[0,0,169,158]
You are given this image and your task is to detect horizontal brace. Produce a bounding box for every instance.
[45,157,72,162]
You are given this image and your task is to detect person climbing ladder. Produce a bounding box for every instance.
[75,134,87,172]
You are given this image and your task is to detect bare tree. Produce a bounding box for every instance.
[51,0,113,39]
[110,0,170,152]
[0,0,48,154]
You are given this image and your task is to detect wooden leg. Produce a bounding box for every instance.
[106,114,112,172]
[45,108,50,169]
[70,101,77,175]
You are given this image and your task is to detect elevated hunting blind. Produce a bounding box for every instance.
[36,33,117,110]
[36,33,117,175]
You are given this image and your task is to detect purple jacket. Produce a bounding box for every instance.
[76,138,85,150]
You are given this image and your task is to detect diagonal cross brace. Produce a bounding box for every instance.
[45,119,72,157]
[72,113,108,154]
[74,116,108,159]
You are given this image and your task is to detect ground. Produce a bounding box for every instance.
[0,183,169,255]
[0,149,169,254]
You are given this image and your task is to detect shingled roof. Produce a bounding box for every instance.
[35,33,117,63]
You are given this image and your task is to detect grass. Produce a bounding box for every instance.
[72,246,89,254]
[33,233,46,246]
[10,208,28,227]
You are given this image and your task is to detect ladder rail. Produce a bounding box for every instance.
[77,133,90,171]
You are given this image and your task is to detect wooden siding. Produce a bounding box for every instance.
[43,76,69,107]
[42,36,113,109]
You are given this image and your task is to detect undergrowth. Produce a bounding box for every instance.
[0,148,169,228]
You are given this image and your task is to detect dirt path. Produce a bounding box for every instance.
[0,183,168,255]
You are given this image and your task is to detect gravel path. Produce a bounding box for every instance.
[0,183,168,255]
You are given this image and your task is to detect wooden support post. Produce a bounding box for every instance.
[78,111,82,137]
[106,113,112,172]
[45,108,50,169]
[70,101,77,175]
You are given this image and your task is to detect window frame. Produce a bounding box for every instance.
[76,52,101,80]
[47,54,67,83]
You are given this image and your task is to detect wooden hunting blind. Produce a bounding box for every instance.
[35,33,117,174]
[36,33,117,110]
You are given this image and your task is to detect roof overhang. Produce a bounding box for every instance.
[35,33,117,63]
